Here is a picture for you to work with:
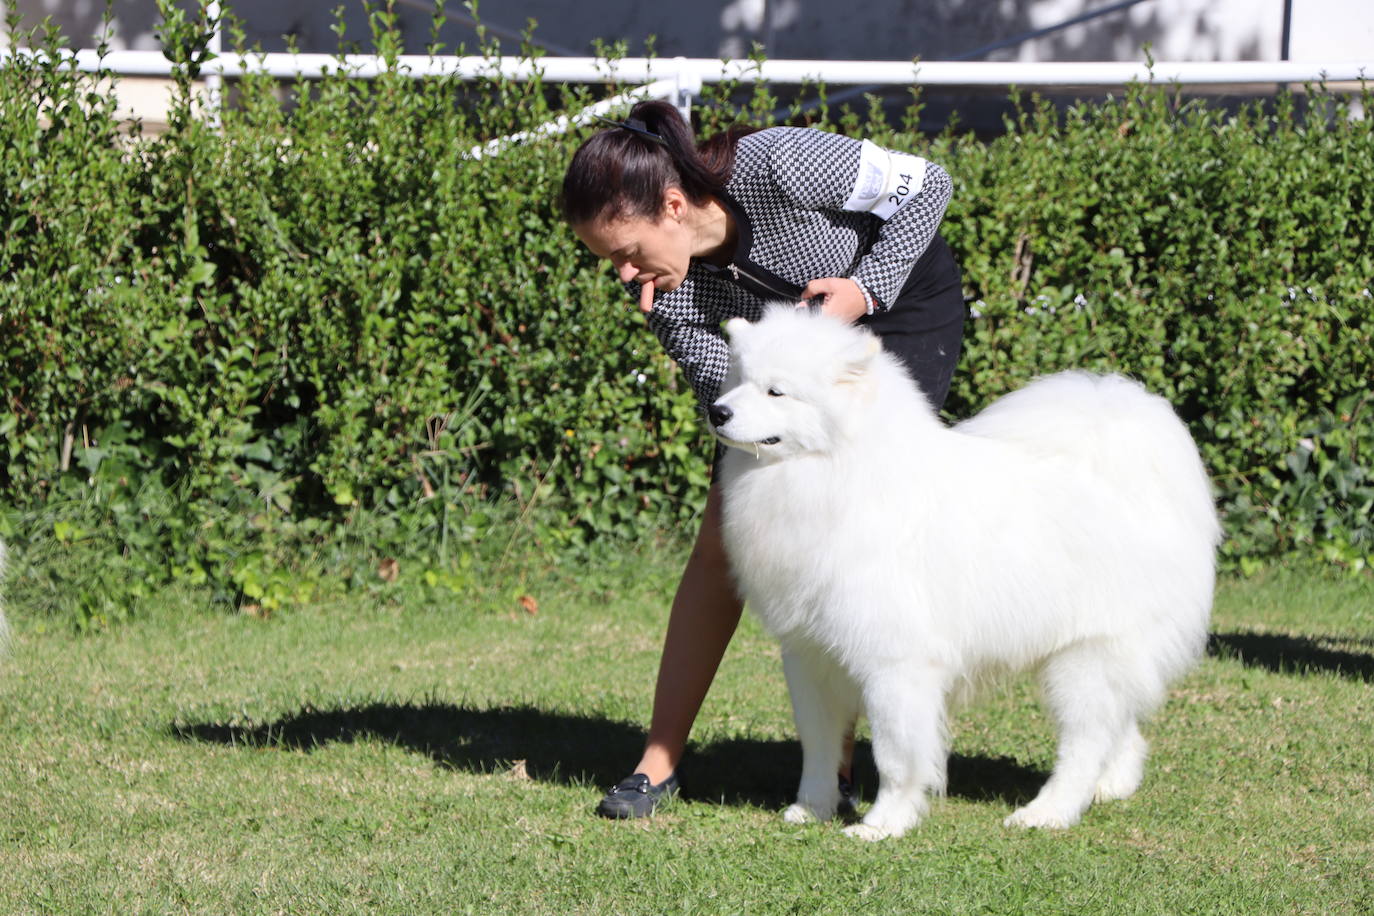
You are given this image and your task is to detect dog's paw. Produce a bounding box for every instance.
[783,793,838,825]
[1094,751,1145,803]
[1003,801,1079,830]
[843,822,897,842]
[842,801,920,840]
[1093,772,1142,803]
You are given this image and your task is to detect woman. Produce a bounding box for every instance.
[561,99,964,818]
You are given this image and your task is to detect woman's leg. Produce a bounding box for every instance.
[607,481,854,817]
[633,482,743,784]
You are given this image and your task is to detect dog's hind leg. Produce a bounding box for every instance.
[781,646,859,825]
[1094,719,1147,802]
[844,664,949,841]
[1005,643,1137,829]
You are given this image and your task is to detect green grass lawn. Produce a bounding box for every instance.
[1,551,1371,915]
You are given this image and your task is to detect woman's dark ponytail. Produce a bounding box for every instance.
[560,100,753,226]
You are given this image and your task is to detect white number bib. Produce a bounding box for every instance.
[842,139,928,221]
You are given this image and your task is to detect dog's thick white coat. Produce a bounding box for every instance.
[712,306,1219,840]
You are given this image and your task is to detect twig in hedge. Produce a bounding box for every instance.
[1012,232,1034,301]
[474,300,514,346]
[496,454,560,576]
[413,453,436,500]
[59,421,75,473]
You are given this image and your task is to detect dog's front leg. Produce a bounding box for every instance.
[781,646,859,825]
[844,665,949,841]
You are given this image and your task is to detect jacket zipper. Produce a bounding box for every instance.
[727,261,799,301]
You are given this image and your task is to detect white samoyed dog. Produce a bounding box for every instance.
[710,306,1219,841]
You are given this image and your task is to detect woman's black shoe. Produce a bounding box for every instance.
[596,772,680,819]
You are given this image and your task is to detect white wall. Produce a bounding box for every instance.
[6,0,1366,131]
[1289,0,1374,60]
[5,0,1337,63]
[1010,0,1283,62]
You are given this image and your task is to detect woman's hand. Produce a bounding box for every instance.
[799,277,869,323]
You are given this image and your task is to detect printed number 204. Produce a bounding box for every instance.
[887,174,914,206]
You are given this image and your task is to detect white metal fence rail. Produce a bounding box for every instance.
[4,48,1367,157]
[6,49,1371,86]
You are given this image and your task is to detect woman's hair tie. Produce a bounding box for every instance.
[593,114,670,148]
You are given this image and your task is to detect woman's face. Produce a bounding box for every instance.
[573,192,695,299]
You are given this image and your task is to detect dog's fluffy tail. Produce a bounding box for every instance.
[959,371,1221,549]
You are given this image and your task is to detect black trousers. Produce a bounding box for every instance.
[856,233,965,411]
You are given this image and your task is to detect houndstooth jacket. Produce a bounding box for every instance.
[628,126,953,412]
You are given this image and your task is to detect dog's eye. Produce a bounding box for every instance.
[767,387,784,398]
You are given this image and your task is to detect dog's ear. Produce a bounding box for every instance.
[724,317,752,341]
[839,332,882,382]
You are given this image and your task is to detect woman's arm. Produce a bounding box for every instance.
[767,129,954,311]
[639,273,737,412]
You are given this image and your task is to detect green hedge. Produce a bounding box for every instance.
[927,88,1374,574]
[2,5,1370,622]
[934,89,1373,573]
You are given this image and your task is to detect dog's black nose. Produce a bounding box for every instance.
[708,403,733,428]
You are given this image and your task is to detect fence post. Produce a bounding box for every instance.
[204,0,222,127]
[670,57,701,126]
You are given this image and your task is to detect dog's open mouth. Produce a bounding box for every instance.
[713,432,783,453]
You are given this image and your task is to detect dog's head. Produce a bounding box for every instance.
[708,305,882,460]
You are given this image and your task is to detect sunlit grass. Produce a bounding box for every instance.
[1,554,1370,914]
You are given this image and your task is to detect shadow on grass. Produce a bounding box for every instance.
[171,702,1044,809]
[1208,631,1374,683]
